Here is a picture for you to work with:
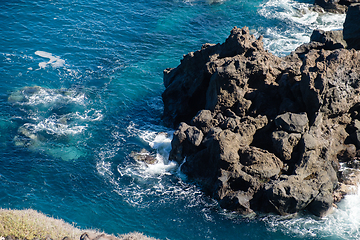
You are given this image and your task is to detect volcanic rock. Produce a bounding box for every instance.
[310,29,347,50]
[162,23,360,217]
[314,0,348,13]
[344,4,360,50]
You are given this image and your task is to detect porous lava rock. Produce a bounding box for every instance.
[162,24,360,217]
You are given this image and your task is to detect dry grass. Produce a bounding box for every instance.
[118,232,158,240]
[0,209,85,240]
[0,209,158,240]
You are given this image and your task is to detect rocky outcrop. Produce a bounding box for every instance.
[313,0,360,13]
[310,29,347,50]
[344,4,360,50]
[313,0,348,13]
[162,25,360,217]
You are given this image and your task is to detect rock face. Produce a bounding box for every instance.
[313,0,360,13]
[313,0,348,13]
[344,4,360,50]
[162,24,360,217]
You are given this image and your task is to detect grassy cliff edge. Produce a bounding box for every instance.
[0,209,157,240]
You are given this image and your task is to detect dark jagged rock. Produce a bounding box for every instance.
[274,112,309,134]
[162,25,360,217]
[314,0,348,13]
[313,0,360,13]
[310,29,347,50]
[80,233,118,240]
[271,131,301,162]
[343,4,360,50]
[130,149,157,165]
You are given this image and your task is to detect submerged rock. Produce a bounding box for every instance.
[130,149,157,165]
[162,22,360,217]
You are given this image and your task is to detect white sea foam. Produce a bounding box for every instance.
[126,123,177,175]
[260,28,311,56]
[119,125,360,238]
[35,51,65,69]
[74,109,103,122]
[258,0,346,56]
[32,116,87,135]
[105,123,203,208]
[9,86,86,106]
[96,160,113,176]
[262,186,360,239]
[259,0,345,29]
[11,86,101,161]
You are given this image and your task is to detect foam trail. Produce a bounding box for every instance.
[35,51,65,69]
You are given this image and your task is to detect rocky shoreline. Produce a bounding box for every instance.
[162,4,360,217]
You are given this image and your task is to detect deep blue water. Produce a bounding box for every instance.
[1,0,358,239]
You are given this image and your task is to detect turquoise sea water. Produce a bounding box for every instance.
[1,0,358,239]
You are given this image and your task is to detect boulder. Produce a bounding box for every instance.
[169,122,204,163]
[271,131,301,162]
[338,168,360,185]
[80,233,118,240]
[162,26,285,127]
[239,146,283,179]
[274,112,309,134]
[337,144,357,162]
[191,110,217,134]
[219,115,268,145]
[214,145,283,214]
[130,149,157,165]
[310,29,347,49]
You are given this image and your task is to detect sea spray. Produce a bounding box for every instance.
[9,86,102,160]
[258,0,346,56]
[262,186,360,239]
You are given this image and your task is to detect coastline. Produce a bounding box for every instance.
[1,1,359,239]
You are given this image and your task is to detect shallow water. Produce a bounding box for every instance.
[0,0,357,239]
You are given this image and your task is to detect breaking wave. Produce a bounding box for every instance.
[258,0,346,56]
[10,86,103,161]
[262,187,360,239]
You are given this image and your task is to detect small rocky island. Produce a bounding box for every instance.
[162,4,360,217]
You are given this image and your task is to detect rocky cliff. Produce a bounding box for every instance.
[313,0,360,13]
[162,5,360,217]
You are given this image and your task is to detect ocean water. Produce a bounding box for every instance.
[0,0,358,239]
